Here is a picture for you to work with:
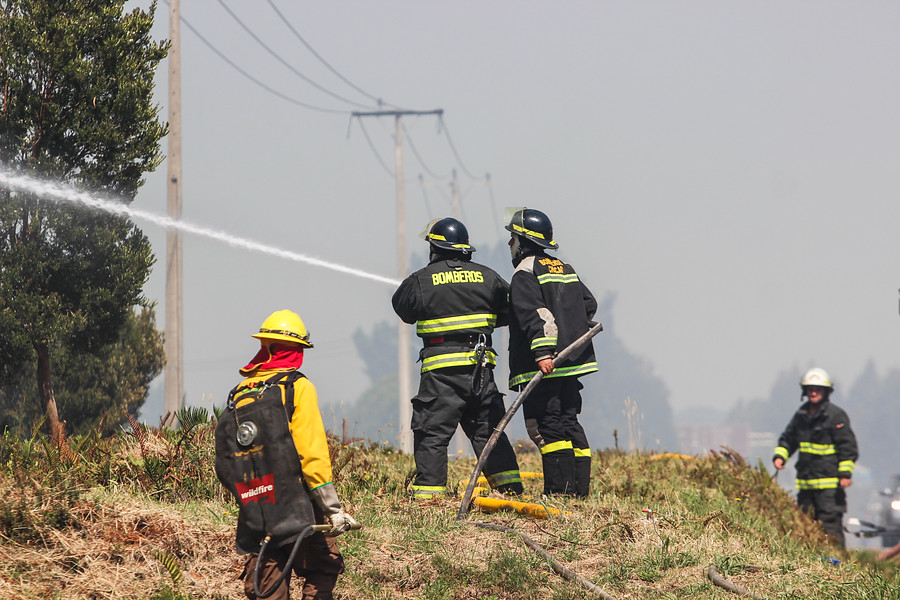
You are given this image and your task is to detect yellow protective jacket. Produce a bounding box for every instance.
[234,368,333,491]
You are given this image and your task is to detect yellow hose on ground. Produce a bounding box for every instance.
[472,496,565,519]
[649,453,696,460]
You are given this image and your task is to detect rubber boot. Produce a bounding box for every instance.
[495,481,524,495]
[542,449,576,495]
[575,455,591,498]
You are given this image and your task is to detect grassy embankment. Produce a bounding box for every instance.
[0,408,898,599]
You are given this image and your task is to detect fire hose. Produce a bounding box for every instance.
[253,522,363,598]
[453,322,613,597]
[706,565,766,600]
[457,321,604,520]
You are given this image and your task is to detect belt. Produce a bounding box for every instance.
[424,334,492,347]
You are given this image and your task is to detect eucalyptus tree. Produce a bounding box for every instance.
[0,0,168,444]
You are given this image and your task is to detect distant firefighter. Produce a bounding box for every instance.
[773,367,859,547]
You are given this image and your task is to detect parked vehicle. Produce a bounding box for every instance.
[879,474,900,547]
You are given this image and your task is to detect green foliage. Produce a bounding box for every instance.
[0,306,164,435]
[0,0,167,430]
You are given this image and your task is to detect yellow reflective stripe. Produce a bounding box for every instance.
[796,478,839,490]
[799,442,836,455]
[773,447,790,461]
[510,223,546,239]
[509,362,599,388]
[429,233,447,241]
[411,485,446,499]
[417,313,498,335]
[486,470,522,487]
[530,337,556,350]
[540,440,573,455]
[574,447,591,458]
[421,351,496,373]
[839,460,855,474]
[537,273,580,285]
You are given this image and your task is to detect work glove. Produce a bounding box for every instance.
[310,482,358,537]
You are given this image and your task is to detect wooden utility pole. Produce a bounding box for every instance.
[352,109,443,454]
[164,0,184,419]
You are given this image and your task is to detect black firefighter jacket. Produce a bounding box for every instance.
[392,256,509,374]
[508,250,598,389]
[773,399,858,491]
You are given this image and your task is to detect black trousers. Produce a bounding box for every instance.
[522,377,590,496]
[411,366,522,494]
[798,487,847,547]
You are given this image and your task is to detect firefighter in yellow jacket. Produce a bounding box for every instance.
[232,310,356,600]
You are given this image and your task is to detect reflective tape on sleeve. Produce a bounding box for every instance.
[509,362,598,388]
[530,336,557,351]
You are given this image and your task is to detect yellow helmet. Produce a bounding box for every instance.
[252,310,313,348]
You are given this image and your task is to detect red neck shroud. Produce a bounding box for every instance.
[240,344,304,376]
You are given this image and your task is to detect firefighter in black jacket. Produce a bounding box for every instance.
[506,208,598,497]
[392,217,524,499]
[773,367,858,547]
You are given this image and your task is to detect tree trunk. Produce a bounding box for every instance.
[35,343,67,452]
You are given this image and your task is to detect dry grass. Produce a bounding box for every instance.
[0,429,898,599]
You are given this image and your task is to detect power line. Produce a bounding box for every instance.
[163,0,350,115]
[216,0,374,109]
[354,117,395,177]
[264,0,404,111]
[403,121,450,180]
[438,115,483,180]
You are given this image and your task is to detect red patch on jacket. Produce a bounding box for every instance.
[835,423,844,428]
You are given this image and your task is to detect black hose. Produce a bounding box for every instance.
[253,525,317,599]
[706,565,766,599]
[470,521,617,599]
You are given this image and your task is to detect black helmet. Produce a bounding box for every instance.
[423,217,475,253]
[505,208,558,250]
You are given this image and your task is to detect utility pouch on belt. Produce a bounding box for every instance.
[214,370,316,554]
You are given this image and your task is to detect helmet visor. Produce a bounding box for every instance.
[419,218,442,241]
[503,207,526,231]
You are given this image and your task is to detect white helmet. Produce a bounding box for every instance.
[800,368,833,391]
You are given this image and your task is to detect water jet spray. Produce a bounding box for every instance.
[0,168,400,287]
